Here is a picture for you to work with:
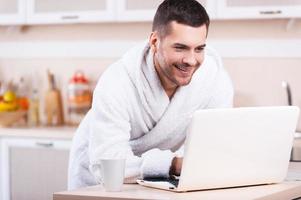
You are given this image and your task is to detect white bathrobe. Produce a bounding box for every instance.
[68,41,234,189]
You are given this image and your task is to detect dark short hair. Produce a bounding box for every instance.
[152,0,210,37]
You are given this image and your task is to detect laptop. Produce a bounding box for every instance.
[137,106,300,192]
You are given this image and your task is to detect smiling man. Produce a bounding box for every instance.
[68,0,234,189]
[151,21,207,98]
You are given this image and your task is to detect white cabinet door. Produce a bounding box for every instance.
[217,0,301,19]
[0,0,26,25]
[0,138,2,200]
[26,0,115,24]
[116,0,162,21]
[198,0,217,19]
[1,138,71,200]
[116,0,217,22]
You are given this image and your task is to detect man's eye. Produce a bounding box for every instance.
[196,48,204,53]
[174,46,185,51]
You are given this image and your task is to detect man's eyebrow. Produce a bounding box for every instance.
[172,43,188,47]
[196,44,206,48]
[172,43,206,48]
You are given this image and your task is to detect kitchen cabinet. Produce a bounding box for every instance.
[1,1,301,25]
[116,0,217,22]
[26,0,115,24]
[116,0,162,21]
[0,138,2,200]
[1,137,71,200]
[0,0,26,25]
[217,0,301,19]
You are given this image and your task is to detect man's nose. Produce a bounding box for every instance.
[182,52,198,66]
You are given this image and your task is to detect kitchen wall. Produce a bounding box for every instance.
[0,19,301,128]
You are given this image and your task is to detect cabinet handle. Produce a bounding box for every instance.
[61,15,79,20]
[35,142,54,148]
[259,10,282,15]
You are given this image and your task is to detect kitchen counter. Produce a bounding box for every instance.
[0,126,76,140]
[0,128,300,142]
[54,182,301,200]
[54,163,301,200]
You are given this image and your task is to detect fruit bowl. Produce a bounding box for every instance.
[0,111,27,127]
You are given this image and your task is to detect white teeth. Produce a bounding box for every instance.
[175,65,188,72]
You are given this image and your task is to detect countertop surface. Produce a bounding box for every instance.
[54,163,301,200]
[54,182,301,200]
[0,127,300,142]
[0,126,76,140]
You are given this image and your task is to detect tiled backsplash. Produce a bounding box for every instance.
[225,58,301,131]
[0,58,113,125]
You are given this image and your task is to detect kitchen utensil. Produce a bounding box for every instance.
[45,70,64,126]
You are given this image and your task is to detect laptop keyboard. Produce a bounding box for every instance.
[143,177,179,187]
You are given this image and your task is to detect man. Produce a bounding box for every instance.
[68,0,233,189]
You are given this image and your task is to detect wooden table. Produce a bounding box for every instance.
[54,181,301,200]
[54,163,301,200]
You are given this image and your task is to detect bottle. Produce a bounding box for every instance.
[67,71,92,125]
[17,77,29,111]
[28,89,40,126]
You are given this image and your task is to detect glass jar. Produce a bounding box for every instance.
[67,71,92,125]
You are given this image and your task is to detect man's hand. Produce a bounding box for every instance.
[169,157,183,176]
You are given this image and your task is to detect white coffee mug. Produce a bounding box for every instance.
[100,159,126,192]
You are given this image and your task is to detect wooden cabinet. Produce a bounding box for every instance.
[0,0,26,25]
[217,0,301,19]
[26,0,115,24]
[0,137,71,200]
[116,0,217,22]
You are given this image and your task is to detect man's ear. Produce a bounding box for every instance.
[149,31,158,53]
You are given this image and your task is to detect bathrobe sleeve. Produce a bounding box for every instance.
[88,78,175,184]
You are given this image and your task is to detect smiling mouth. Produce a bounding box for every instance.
[174,64,191,73]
